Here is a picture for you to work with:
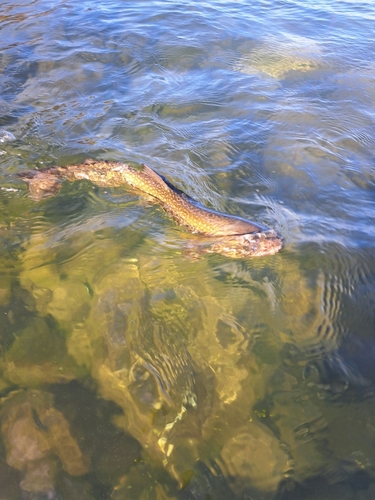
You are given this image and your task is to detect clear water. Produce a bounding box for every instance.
[0,1,375,499]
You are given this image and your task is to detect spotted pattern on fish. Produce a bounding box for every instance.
[18,159,283,257]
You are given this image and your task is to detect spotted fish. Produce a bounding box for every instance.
[19,159,283,257]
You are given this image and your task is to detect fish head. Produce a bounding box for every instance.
[207,230,283,258]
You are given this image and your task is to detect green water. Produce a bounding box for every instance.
[0,0,375,499]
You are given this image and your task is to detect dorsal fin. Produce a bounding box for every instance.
[141,164,169,190]
[143,165,198,204]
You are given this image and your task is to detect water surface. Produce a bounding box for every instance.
[0,1,375,499]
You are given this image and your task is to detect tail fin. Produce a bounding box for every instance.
[18,170,61,199]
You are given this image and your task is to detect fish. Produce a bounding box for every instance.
[18,159,283,257]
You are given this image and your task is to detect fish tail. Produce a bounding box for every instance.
[17,169,62,199]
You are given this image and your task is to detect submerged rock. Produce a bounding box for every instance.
[2,317,79,388]
[218,423,290,495]
[81,261,204,483]
[235,34,323,80]
[0,390,88,495]
[78,257,292,494]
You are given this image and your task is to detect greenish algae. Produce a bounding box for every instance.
[32,243,287,492]
[2,317,81,388]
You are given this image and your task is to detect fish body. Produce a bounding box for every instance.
[19,159,283,257]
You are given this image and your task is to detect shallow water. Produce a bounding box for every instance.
[0,0,375,498]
